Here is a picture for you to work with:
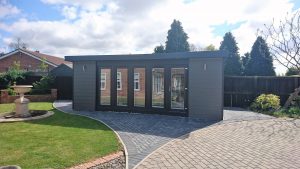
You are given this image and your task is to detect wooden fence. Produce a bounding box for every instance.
[224,76,300,107]
[53,76,73,100]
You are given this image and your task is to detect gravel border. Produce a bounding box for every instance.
[69,151,125,169]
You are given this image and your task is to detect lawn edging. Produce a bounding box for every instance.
[53,101,128,169]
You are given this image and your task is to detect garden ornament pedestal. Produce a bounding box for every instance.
[12,85,33,117]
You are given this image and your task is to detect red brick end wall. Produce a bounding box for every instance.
[0,89,57,103]
[0,52,55,72]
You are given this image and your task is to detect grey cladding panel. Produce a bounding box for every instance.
[188,57,224,121]
[73,61,96,111]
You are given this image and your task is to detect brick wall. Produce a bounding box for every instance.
[0,51,55,72]
[0,89,57,103]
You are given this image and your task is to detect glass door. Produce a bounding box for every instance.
[100,68,111,105]
[152,68,164,108]
[171,68,186,110]
[117,68,128,106]
[134,68,145,107]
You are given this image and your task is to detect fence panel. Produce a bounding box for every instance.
[224,76,300,107]
[54,76,73,100]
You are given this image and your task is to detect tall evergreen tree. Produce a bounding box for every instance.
[244,36,275,76]
[241,52,250,75]
[219,32,242,75]
[165,20,190,52]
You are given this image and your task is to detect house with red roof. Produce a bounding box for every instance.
[0,48,70,73]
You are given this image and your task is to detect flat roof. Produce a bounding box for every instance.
[65,50,228,62]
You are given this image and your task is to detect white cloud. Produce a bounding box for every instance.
[0,0,20,18]
[61,6,77,20]
[1,0,298,74]
[41,0,106,11]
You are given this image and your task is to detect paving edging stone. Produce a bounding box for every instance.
[69,151,125,169]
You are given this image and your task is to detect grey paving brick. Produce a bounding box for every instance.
[136,118,300,169]
[55,101,299,169]
[54,101,211,168]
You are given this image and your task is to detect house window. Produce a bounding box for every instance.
[134,73,140,91]
[101,73,106,90]
[117,72,122,90]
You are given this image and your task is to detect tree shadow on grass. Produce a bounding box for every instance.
[25,108,112,131]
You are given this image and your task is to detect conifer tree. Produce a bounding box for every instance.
[219,32,242,75]
[244,36,275,76]
[165,20,190,52]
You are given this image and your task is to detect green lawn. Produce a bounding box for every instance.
[0,103,15,114]
[0,102,121,169]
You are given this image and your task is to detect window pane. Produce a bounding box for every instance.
[171,68,185,109]
[134,68,145,107]
[152,68,164,108]
[117,68,128,106]
[100,68,111,105]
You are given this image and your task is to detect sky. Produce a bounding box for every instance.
[0,0,300,74]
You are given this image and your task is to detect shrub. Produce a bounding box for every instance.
[0,61,28,89]
[273,107,300,118]
[250,94,280,113]
[273,109,287,117]
[287,107,300,118]
[7,87,17,95]
[32,75,54,90]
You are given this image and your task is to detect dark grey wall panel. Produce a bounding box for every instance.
[73,61,96,111]
[188,57,224,121]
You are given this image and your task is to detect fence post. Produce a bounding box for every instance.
[51,89,57,101]
[230,94,233,107]
[254,76,258,95]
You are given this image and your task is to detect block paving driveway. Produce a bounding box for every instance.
[54,101,300,169]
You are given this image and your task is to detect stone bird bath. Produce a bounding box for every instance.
[12,85,33,117]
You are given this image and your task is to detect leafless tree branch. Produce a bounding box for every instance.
[8,37,28,51]
[259,11,300,71]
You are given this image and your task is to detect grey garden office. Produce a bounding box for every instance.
[65,51,227,121]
